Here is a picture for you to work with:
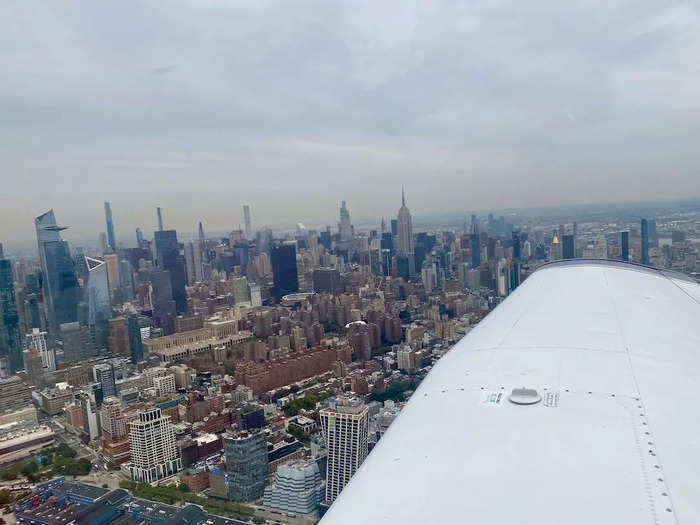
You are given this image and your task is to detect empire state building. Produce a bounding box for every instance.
[396,187,415,276]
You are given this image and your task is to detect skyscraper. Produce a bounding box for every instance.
[104,202,116,253]
[156,207,164,231]
[396,188,415,276]
[35,210,80,333]
[127,315,143,364]
[128,407,182,482]
[338,201,353,249]
[154,230,187,313]
[243,205,252,240]
[621,231,630,262]
[562,235,575,260]
[225,431,270,502]
[151,270,176,335]
[84,256,111,352]
[470,234,481,268]
[270,243,298,302]
[320,397,369,503]
[641,218,650,265]
[0,258,23,374]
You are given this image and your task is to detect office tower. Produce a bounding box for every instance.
[225,430,270,502]
[641,219,650,265]
[562,235,575,260]
[396,188,415,276]
[184,242,202,285]
[231,277,250,305]
[104,254,120,291]
[128,407,182,482]
[93,363,116,397]
[136,228,144,248]
[35,210,80,333]
[156,207,164,231]
[151,270,176,335]
[0,259,23,374]
[270,243,299,302]
[104,202,116,253]
[127,316,142,364]
[108,317,129,358]
[119,260,134,301]
[0,376,32,411]
[512,232,521,260]
[0,243,3,259]
[243,205,252,240]
[24,328,54,370]
[263,460,324,514]
[621,231,630,262]
[154,230,186,313]
[573,221,578,254]
[347,321,371,361]
[648,219,658,248]
[312,268,342,295]
[85,257,111,326]
[338,201,353,248]
[61,321,88,363]
[320,398,369,503]
[23,347,45,388]
[390,219,398,237]
[198,221,205,241]
[471,234,481,268]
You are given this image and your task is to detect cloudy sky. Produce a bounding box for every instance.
[2,0,700,245]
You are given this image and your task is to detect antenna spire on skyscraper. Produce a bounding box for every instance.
[402,186,405,207]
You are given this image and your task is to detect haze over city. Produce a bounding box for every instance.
[2,1,700,243]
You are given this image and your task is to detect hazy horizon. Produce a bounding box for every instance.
[2,1,700,244]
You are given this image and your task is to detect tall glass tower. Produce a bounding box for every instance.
[0,259,23,374]
[35,210,80,334]
[104,202,116,253]
[154,230,187,313]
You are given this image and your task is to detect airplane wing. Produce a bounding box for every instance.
[320,260,700,525]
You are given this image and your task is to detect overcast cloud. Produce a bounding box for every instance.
[1,0,700,244]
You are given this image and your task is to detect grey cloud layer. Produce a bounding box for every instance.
[1,0,699,243]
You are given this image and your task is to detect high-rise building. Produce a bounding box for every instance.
[153,374,175,397]
[154,230,187,313]
[24,328,54,370]
[621,231,630,262]
[0,376,32,412]
[85,257,111,325]
[93,363,116,398]
[156,207,164,232]
[320,397,369,503]
[470,234,481,268]
[128,407,182,482]
[225,430,270,502]
[35,210,80,334]
[104,254,120,291]
[641,218,650,265]
[312,268,342,295]
[104,202,116,253]
[136,228,144,248]
[562,235,575,260]
[0,258,23,374]
[127,315,143,364]
[151,270,176,335]
[184,242,203,285]
[119,260,134,302]
[60,321,89,364]
[338,201,353,248]
[270,243,299,302]
[243,205,252,240]
[0,243,3,260]
[396,188,415,276]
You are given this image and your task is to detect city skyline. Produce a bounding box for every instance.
[3,2,700,244]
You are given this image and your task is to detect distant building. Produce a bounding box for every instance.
[153,374,176,397]
[25,328,54,370]
[154,230,187,313]
[270,243,299,302]
[641,218,650,265]
[312,268,342,295]
[621,231,630,262]
[127,315,143,364]
[225,430,270,502]
[0,258,23,374]
[151,270,176,335]
[61,321,89,364]
[0,376,32,412]
[562,235,575,260]
[320,397,369,503]
[396,188,415,276]
[128,407,182,482]
[263,459,324,514]
[93,363,116,398]
[104,202,116,252]
[243,205,252,240]
[35,210,80,333]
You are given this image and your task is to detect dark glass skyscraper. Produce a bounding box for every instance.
[641,219,650,265]
[471,234,481,268]
[104,202,116,253]
[270,243,298,302]
[35,210,80,334]
[151,270,176,335]
[0,259,23,374]
[127,315,143,364]
[562,235,575,260]
[154,230,187,313]
[621,231,629,262]
[225,431,270,502]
